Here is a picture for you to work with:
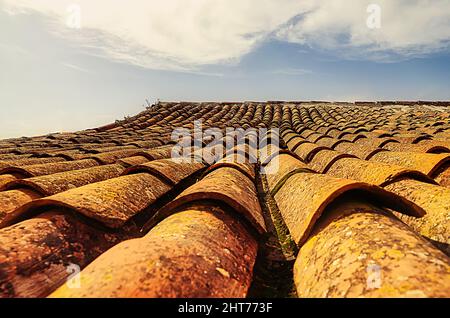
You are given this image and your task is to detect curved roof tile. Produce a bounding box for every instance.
[326,157,434,186]
[293,142,329,163]
[0,157,66,170]
[202,154,255,181]
[0,174,17,189]
[0,159,99,178]
[274,172,425,246]
[124,159,205,185]
[0,210,130,298]
[4,164,126,196]
[294,199,450,297]
[384,179,450,245]
[308,149,356,174]
[0,189,41,224]
[49,203,257,298]
[161,167,266,234]
[0,101,449,299]
[13,173,173,228]
[370,152,450,176]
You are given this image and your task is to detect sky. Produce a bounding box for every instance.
[1,0,450,139]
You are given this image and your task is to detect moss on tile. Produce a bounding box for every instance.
[247,168,298,298]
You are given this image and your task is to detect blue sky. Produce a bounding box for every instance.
[1,0,450,138]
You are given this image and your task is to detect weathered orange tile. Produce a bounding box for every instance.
[0,210,129,297]
[5,164,126,196]
[370,152,450,176]
[294,199,450,298]
[293,142,329,162]
[0,189,41,224]
[124,159,205,185]
[162,167,266,234]
[0,159,99,178]
[384,179,450,245]
[273,172,424,246]
[264,153,312,194]
[326,157,433,186]
[0,157,66,170]
[308,149,356,173]
[13,173,172,228]
[0,174,17,190]
[49,204,257,298]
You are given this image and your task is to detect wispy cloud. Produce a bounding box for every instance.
[60,62,92,73]
[272,68,313,76]
[2,0,450,70]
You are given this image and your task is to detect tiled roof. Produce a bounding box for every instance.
[0,101,449,298]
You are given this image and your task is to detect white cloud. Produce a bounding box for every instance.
[2,0,450,69]
[276,0,450,60]
[1,0,305,70]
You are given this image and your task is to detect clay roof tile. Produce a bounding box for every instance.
[273,172,424,246]
[0,159,99,178]
[12,173,173,228]
[294,199,450,298]
[370,151,450,176]
[161,167,266,234]
[3,164,126,196]
[326,157,434,186]
[308,149,356,174]
[49,203,257,298]
[1,101,449,299]
[124,159,205,186]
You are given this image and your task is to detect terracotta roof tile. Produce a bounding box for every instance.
[308,149,356,173]
[382,142,450,153]
[1,102,449,298]
[294,199,449,297]
[384,179,450,245]
[3,164,126,195]
[0,159,99,178]
[264,153,312,194]
[0,175,17,189]
[325,157,433,186]
[124,159,205,185]
[273,170,424,246]
[0,210,129,297]
[433,165,450,187]
[117,155,151,167]
[0,157,66,170]
[15,173,173,228]
[203,154,256,181]
[49,203,257,298]
[0,154,32,161]
[370,151,450,176]
[88,149,148,164]
[0,189,41,223]
[162,167,266,234]
[292,142,329,162]
[334,141,387,160]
